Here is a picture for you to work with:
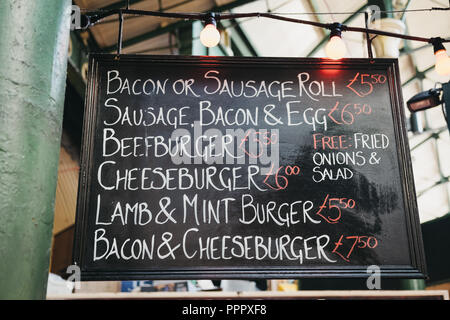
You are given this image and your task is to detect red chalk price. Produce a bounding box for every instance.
[332,235,379,262]
[346,72,387,97]
[315,195,356,224]
[328,101,372,125]
[263,164,301,190]
[239,129,278,159]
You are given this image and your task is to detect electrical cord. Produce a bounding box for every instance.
[78,8,450,45]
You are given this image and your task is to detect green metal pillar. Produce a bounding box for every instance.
[0,0,71,299]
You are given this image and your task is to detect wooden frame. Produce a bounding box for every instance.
[73,54,426,280]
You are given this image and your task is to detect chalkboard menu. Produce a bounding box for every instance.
[73,54,426,280]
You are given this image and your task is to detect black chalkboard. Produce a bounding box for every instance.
[73,54,426,280]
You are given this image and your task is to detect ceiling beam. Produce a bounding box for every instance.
[402,65,434,87]
[98,0,143,11]
[93,0,195,27]
[220,19,258,57]
[102,0,259,52]
[99,0,195,12]
[400,0,412,21]
[306,3,367,57]
[103,20,186,52]
[232,19,258,56]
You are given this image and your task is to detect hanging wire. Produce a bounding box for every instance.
[79,2,450,46]
[82,8,450,43]
[271,7,450,15]
[364,11,373,59]
[78,6,450,15]
[80,5,450,55]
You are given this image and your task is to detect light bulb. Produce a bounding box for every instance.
[200,24,221,48]
[325,35,346,60]
[435,49,450,76]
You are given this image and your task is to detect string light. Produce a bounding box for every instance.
[431,38,450,76]
[325,23,346,60]
[83,8,450,65]
[200,13,221,48]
